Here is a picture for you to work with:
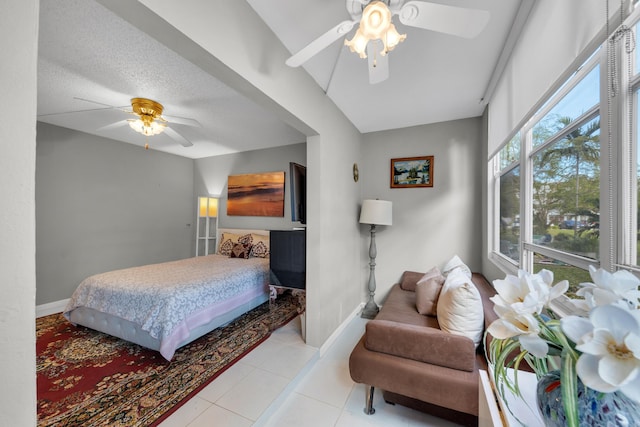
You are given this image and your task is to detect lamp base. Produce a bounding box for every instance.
[361,300,379,319]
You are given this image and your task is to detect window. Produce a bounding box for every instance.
[490,52,602,297]
[490,9,640,301]
[532,67,600,148]
[498,140,520,263]
[532,115,600,262]
[500,133,520,169]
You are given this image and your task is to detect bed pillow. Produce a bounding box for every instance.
[249,234,270,258]
[218,232,243,255]
[229,242,252,259]
[237,233,253,246]
[218,238,235,256]
[436,269,484,348]
[442,254,472,278]
[415,267,445,316]
[218,232,251,256]
[249,241,269,258]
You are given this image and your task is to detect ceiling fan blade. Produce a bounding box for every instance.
[73,97,115,108]
[73,97,130,111]
[398,1,490,39]
[367,42,389,84]
[37,106,115,118]
[164,126,193,147]
[163,114,201,128]
[286,19,357,67]
[38,97,125,118]
[97,119,129,132]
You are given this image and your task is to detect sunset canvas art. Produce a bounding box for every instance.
[227,171,285,217]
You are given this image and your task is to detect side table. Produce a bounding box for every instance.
[479,368,543,427]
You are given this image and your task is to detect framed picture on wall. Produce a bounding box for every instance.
[390,156,434,188]
[227,171,285,216]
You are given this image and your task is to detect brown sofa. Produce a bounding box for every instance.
[349,271,498,426]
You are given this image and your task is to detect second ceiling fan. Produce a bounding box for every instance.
[286,0,490,84]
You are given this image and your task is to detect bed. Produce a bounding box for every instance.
[63,228,271,360]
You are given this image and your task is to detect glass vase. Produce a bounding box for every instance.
[536,370,640,426]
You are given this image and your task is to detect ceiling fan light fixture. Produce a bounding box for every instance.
[128,97,167,136]
[344,1,406,59]
[382,23,406,54]
[360,1,391,39]
[128,118,166,136]
[345,28,369,58]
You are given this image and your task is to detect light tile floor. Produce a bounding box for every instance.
[159,314,464,427]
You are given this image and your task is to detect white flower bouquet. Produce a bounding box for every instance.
[486,266,640,427]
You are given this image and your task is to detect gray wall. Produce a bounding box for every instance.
[194,143,306,233]
[131,0,365,348]
[1,0,38,422]
[36,123,195,304]
[360,117,484,303]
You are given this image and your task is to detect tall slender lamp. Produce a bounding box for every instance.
[359,199,393,319]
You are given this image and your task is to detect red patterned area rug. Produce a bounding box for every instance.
[37,293,302,427]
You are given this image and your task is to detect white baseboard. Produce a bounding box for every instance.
[36,299,69,318]
[319,302,364,357]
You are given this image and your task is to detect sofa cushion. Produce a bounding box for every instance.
[365,320,476,371]
[350,336,483,416]
[377,284,438,327]
[415,267,445,316]
[437,269,484,348]
[399,271,424,292]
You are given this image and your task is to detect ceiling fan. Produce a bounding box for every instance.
[96,97,201,149]
[286,0,490,84]
[38,97,201,150]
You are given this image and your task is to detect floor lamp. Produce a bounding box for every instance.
[359,199,393,319]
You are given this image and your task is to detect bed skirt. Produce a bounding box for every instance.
[67,292,268,360]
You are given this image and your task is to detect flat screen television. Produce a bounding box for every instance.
[289,162,306,224]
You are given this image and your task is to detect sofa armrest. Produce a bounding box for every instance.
[399,271,424,291]
[364,320,476,372]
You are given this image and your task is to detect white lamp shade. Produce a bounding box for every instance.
[359,199,392,226]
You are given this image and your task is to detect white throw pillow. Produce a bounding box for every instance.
[442,254,472,278]
[436,269,484,348]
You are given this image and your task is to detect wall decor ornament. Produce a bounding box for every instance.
[227,171,285,217]
[390,156,433,188]
[353,163,359,182]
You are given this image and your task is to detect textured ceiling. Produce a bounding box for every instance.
[37,0,527,158]
[37,0,306,159]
